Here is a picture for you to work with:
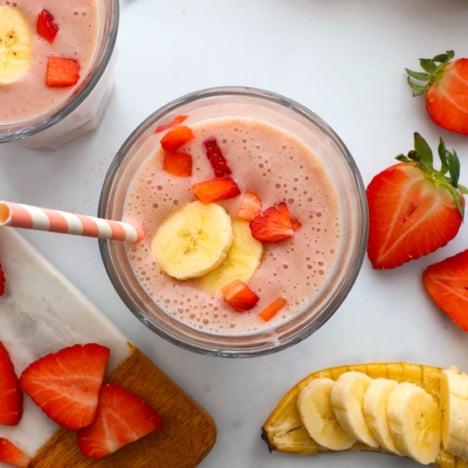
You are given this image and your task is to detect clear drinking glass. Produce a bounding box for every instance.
[98,86,368,357]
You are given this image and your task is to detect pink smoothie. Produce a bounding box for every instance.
[0,0,99,124]
[124,116,341,336]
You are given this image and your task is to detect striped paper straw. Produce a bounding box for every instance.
[0,201,144,243]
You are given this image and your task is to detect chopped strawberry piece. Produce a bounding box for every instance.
[221,279,259,312]
[0,263,5,296]
[203,138,232,177]
[163,151,192,177]
[36,9,59,43]
[423,249,468,331]
[192,176,241,203]
[236,191,262,221]
[0,438,30,468]
[0,342,22,425]
[154,115,188,133]
[160,126,194,151]
[46,57,80,88]
[250,202,295,243]
[78,383,163,461]
[258,297,287,322]
[20,343,110,430]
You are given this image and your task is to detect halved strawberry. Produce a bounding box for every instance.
[406,50,468,135]
[154,115,188,133]
[160,126,194,152]
[203,138,232,177]
[36,9,59,43]
[0,342,22,425]
[236,191,262,221]
[423,249,468,331]
[162,151,192,177]
[78,383,163,461]
[0,263,5,296]
[0,438,30,468]
[20,343,109,430]
[46,57,80,87]
[249,201,295,243]
[221,279,259,312]
[258,297,287,322]
[367,133,467,269]
[191,176,241,203]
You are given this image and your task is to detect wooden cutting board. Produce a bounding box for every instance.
[0,229,216,467]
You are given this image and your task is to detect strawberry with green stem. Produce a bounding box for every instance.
[406,50,468,135]
[366,132,467,269]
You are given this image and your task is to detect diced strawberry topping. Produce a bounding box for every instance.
[203,138,232,177]
[236,191,262,221]
[36,9,59,43]
[0,342,22,425]
[160,126,194,152]
[258,297,287,322]
[163,151,192,177]
[0,438,30,468]
[154,115,188,133]
[46,57,80,88]
[192,176,241,203]
[78,383,163,461]
[249,202,296,243]
[221,279,259,312]
[0,263,5,296]
[20,343,110,430]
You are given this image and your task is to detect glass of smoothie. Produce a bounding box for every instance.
[98,87,368,357]
[0,0,118,148]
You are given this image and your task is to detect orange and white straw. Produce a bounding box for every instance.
[0,201,144,243]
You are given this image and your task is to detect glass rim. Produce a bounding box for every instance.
[98,86,369,357]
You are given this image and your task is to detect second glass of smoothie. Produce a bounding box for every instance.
[99,87,368,357]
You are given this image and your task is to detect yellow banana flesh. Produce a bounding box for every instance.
[261,362,468,467]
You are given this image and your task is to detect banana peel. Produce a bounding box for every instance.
[261,362,468,467]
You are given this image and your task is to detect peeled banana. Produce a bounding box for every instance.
[0,6,32,85]
[261,362,468,467]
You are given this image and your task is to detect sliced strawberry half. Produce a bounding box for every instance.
[36,9,59,43]
[0,342,22,425]
[221,279,259,312]
[423,249,468,331]
[0,438,30,468]
[249,201,295,243]
[46,57,80,87]
[160,126,194,152]
[20,343,110,430]
[162,151,192,177]
[0,263,5,296]
[236,191,262,221]
[258,297,287,322]
[78,383,163,461]
[203,138,232,177]
[154,115,188,133]
[191,176,241,203]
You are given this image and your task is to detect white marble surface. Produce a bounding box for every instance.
[1,0,468,466]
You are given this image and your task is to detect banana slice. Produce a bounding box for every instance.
[387,382,441,465]
[198,219,263,292]
[297,377,356,450]
[151,201,233,280]
[362,377,400,454]
[330,371,379,448]
[0,6,32,85]
[441,366,468,461]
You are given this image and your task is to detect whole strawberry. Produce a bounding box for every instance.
[406,50,468,135]
[366,133,467,269]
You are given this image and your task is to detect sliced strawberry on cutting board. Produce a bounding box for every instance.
[20,343,110,430]
[36,9,59,43]
[250,201,296,243]
[160,126,194,151]
[406,50,468,135]
[203,138,232,177]
[221,279,259,311]
[0,342,22,425]
[192,176,241,203]
[0,438,30,468]
[78,383,163,461]
[423,249,468,331]
[366,133,467,269]
[46,57,80,87]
